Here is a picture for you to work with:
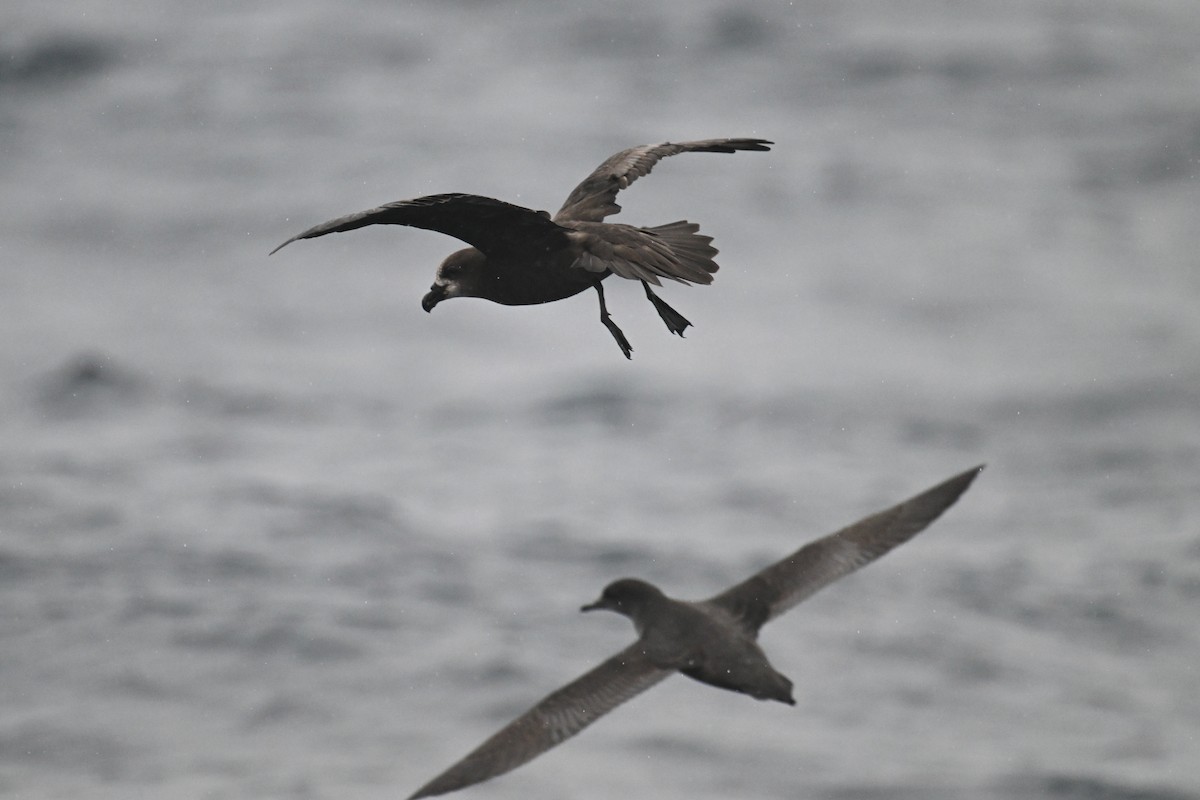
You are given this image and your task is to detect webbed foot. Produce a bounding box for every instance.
[642,281,692,336]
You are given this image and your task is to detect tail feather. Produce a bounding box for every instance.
[642,220,719,285]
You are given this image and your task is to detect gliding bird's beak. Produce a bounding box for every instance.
[421,285,446,313]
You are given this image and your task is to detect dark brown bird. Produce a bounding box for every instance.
[407,465,983,798]
[269,138,772,358]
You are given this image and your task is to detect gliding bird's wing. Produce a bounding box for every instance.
[409,644,671,799]
[707,466,983,633]
[271,193,569,259]
[555,138,773,223]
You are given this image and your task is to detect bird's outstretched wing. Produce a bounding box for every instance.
[409,644,671,799]
[270,193,570,259]
[706,466,983,633]
[555,138,773,223]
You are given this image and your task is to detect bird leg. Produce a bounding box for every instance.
[641,281,692,336]
[594,282,633,359]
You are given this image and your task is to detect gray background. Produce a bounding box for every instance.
[2,1,1198,798]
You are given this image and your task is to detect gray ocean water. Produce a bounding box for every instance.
[3,1,1199,798]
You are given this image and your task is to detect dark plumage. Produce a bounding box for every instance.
[270,138,772,358]
[407,465,984,798]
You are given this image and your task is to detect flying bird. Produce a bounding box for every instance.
[270,138,772,358]
[407,465,983,798]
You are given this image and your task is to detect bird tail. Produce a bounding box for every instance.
[642,221,719,285]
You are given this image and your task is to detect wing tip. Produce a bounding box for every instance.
[268,237,295,256]
[740,137,774,151]
[697,137,774,153]
[960,462,987,486]
[924,463,986,514]
[407,772,457,800]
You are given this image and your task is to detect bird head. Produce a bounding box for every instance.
[422,247,488,311]
[581,578,664,618]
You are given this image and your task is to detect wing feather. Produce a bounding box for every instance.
[271,193,569,259]
[707,466,983,632]
[555,138,773,223]
[408,644,670,799]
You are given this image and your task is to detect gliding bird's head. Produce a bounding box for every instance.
[422,248,488,312]
[581,578,665,620]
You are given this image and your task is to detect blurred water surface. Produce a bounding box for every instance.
[2,1,1199,798]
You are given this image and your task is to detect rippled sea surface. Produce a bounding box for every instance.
[2,2,1199,798]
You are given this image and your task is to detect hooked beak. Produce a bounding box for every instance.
[421,285,446,313]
